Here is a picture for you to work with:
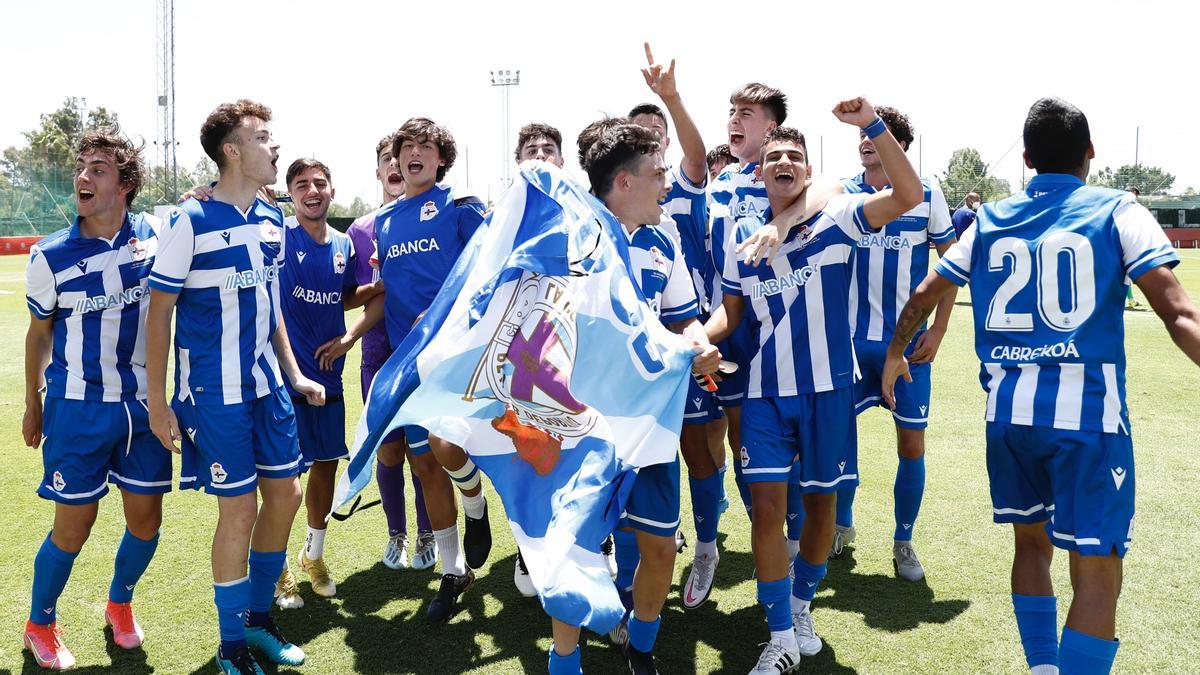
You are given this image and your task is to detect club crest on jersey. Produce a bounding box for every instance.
[649,246,667,269]
[333,251,346,274]
[52,471,66,492]
[210,463,228,484]
[127,236,147,261]
[420,201,439,222]
[469,272,598,475]
[261,222,281,242]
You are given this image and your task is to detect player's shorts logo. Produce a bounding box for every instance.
[333,251,346,274]
[420,201,439,222]
[51,471,66,492]
[692,396,703,409]
[210,463,228,484]
[740,447,750,468]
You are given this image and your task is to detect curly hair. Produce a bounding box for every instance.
[584,124,662,198]
[576,116,630,170]
[76,127,145,207]
[514,123,563,162]
[875,106,915,150]
[391,118,457,182]
[759,127,809,164]
[199,99,273,169]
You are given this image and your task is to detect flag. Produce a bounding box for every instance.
[332,163,694,632]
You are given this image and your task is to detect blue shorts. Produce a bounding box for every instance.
[715,323,753,408]
[38,397,173,504]
[405,426,431,455]
[619,456,681,537]
[176,387,302,496]
[293,396,349,470]
[740,388,858,493]
[853,338,931,429]
[986,422,1134,557]
[683,375,723,426]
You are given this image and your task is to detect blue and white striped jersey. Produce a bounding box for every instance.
[149,197,286,406]
[721,193,871,397]
[659,164,711,312]
[624,223,699,323]
[842,174,955,343]
[936,174,1178,434]
[279,217,358,398]
[708,162,769,311]
[26,212,161,401]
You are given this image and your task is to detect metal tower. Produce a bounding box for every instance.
[156,0,177,200]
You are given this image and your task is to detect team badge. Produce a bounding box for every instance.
[261,222,281,242]
[333,251,346,274]
[420,201,439,222]
[128,237,147,261]
[52,471,66,492]
[649,246,667,269]
[210,463,228,484]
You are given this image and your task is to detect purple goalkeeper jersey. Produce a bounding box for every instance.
[347,208,391,369]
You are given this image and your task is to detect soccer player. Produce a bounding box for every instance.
[547,121,719,675]
[706,144,736,182]
[21,130,170,670]
[145,100,325,675]
[706,100,923,672]
[319,117,489,622]
[626,43,728,611]
[882,97,1200,675]
[830,106,958,581]
[272,158,382,606]
[343,136,437,574]
[515,122,566,167]
[952,191,980,240]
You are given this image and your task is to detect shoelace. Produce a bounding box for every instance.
[693,555,716,586]
[228,648,260,674]
[306,557,332,584]
[254,618,289,646]
[31,623,66,649]
[277,570,300,597]
[754,641,789,669]
[794,611,817,640]
[896,544,918,564]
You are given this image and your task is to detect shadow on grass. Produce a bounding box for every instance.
[820,553,970,632]
[19,627,157,675]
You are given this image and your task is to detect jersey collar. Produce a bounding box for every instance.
[1026,173,1085,193]
[70,211,134,247]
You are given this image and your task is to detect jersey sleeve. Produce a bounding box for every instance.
[457,201,486,246]
[934,220,976,286]
[659,239,700,324]
[343,236,360,291]
[148,207,196,293]
[25,246,57,319]
[719,225,744,295]
[825,193,872,239]
[1114,196,1178,281]
[927,181,955,244]
[669,164,707,195]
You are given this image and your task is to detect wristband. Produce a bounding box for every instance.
[863,116,887,139]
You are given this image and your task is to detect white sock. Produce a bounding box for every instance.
[434,525,466,576]
[786,538,800,562]
[770,628,797,649]
[304,527,326,560]
[1030,666,1059,675]
[695,539,718,560]
[460,491,486,520]
[790,596,810,614]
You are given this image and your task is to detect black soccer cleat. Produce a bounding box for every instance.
[621,642,659,675]
[427,570,475,623]
[463,500,493,569]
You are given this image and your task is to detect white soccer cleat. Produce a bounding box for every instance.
[749,638,800,674]
[792,608,823,656]
[681,552,718,609]
[412,531,438,571]
[383,532,410,570]
[893,540,926,582]
[830,524,856,558]
[273,567,304,609]
[514,552,537,597]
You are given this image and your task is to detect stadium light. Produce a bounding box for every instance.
[490,69,520,189]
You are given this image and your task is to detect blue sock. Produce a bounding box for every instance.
[109,529,160,604]
[214,577,250,656]
[791,557,828,601]
[1012,594,1058,669]
[893,456,926,541]
[786,483,805,540]
[717,464,729,514]
[756,578,791,631]
[1060,627,1119,675]
[247,549,286,627]
[628,614,662,653]
[29,533,78,625]
[689,473,722,544]
[547,645,581,675]
[734,464,753,519]
[836,480,857,529]
[613,530,639,591]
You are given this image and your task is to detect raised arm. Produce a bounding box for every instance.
[832,98,922,230]
[642,42,706,186]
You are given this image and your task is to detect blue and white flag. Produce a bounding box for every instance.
[332,163,694,632]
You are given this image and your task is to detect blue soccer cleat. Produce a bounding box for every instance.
[245,619,305,666]
[216,646,265,675]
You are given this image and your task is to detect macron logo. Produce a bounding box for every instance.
[1111,467,1127,490]
[838,461,846,472]
[76,260,88,274]
[919,405,927,415]
[220,231,231,245]
[692,397,703,409]
[296,251,306,264]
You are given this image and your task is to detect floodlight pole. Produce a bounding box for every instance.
[490,69,520,188]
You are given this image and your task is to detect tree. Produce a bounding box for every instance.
[940,147,1011,208]
[1088,164,1175,195]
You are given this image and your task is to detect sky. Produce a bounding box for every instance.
[2,0,1195,209]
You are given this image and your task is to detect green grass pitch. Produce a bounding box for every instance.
[0,251,1197,673]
